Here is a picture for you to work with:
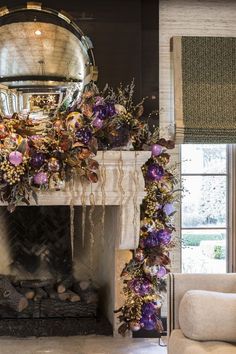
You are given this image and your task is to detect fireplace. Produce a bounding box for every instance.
[0,151,149,336]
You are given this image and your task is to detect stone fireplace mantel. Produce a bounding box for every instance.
[29,151,150,250]
[0,151,151,335]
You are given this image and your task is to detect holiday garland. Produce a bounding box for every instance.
[117,140,177,335]
[0,82,177,334]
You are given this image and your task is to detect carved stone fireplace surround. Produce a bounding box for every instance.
[0,151,150,336]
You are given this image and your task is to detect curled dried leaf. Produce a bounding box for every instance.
[87,171,98,183]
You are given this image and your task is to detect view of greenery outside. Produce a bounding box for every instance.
[181,145,227,273]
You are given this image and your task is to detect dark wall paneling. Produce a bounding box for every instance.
[0,0,159,118]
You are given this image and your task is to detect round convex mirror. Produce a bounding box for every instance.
[0,3,98,117]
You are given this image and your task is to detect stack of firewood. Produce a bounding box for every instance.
[0,276,99,313]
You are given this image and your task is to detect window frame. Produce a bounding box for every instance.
[180,144,230,273]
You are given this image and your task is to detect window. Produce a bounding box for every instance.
[0,91,10,115]
[12,93,18,113]
[181,144,228,273]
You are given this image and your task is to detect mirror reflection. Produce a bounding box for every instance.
[0,5,97,120]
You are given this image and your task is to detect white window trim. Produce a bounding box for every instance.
[180,144,229,273]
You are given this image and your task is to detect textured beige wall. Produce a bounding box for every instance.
[159,0,236,139]
[159,0,236,274]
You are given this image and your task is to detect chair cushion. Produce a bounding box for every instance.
[179,290,236,342]
[168,329,236,354]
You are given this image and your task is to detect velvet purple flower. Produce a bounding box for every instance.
[141,230,159,248]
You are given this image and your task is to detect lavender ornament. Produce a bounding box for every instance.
[33,172,48,186]
[151,144,163,156]
[163,203,175,216]
[9,151,23,166]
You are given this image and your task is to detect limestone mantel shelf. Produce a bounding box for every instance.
[1,151,151,250]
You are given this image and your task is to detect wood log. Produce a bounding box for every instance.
[44,286,58,300]
[40,299,96,318]
[20,279,54,289]
[16,287,35,300]
[73,281,98,304]
[34,288,48,301]
[58,292,71,301]
[67,290,80,302]
[0,277,28,312]
[56,277,74,294]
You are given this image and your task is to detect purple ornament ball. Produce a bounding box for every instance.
[157,229,171,245]
[151,144,163,156]
[92,117,103,129]
[147,164,164,181]
[9,151,23,166]
[142,302,157,315]
[129,278,152,296]
[140,314,157,331]
[31,153,46,169]
[33,172,48,186]
[157,266,167,278]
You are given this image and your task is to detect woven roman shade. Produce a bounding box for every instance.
[172,36,236,143]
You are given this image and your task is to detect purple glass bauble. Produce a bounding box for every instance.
[157,266,167,278]
[142,302,157,315]
[151,144,163,156]
[76,127,92,144]
[9,151,23,166]
[140,313,157,331]
[163,203,175,216]
[129,278,152,296]
[33,172,48,186]
[146,164,164,181]
[31,153,46,169]
[157,229,171,245]
[92,117,103,129]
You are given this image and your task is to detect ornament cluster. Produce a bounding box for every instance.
[117,140,177,335]
[0,82,150,211]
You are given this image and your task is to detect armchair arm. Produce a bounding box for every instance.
[167,273,236,335]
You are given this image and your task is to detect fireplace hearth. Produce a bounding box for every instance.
[0,205,112,336]
[0,276,111,337]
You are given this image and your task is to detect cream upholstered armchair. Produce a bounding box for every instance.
[167,273,236,354]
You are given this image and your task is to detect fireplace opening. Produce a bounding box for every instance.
[0,206,114,336]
